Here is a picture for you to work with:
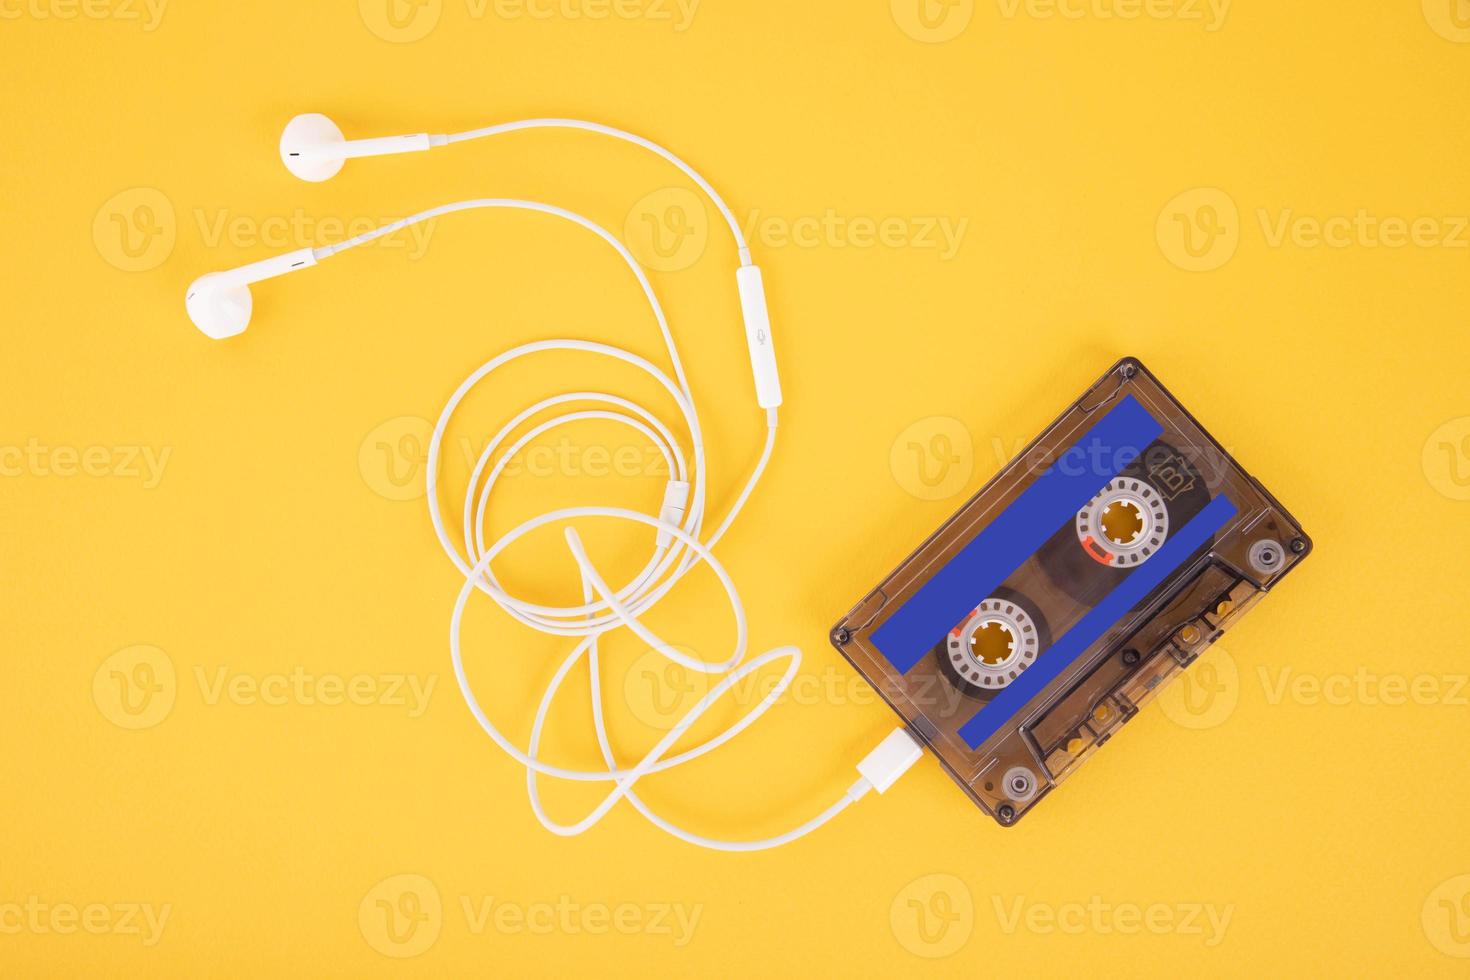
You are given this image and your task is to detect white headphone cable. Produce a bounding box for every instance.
[196,120,924,850]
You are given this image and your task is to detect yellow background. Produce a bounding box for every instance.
[4,0,1470,975]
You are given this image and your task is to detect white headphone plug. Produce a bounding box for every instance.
[856,728,924,795]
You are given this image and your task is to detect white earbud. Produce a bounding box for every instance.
[184,247,317,339]
[279,113,432,182]
[191,116,784,404]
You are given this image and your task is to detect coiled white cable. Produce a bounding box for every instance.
[312,121,921,850]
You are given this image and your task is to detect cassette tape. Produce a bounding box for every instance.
[831,358,1311,826]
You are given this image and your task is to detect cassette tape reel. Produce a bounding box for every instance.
[831,358,1311,827]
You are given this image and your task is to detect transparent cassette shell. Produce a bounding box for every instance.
[830,358,1312,827]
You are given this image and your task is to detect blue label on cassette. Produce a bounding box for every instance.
[954,494,1236,749]
[867,394,1237,751]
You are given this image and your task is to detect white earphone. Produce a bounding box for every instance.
[187,112,919,851]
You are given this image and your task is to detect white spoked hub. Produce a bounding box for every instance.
[946,597,1041,690]
[1075,476,1169,567]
